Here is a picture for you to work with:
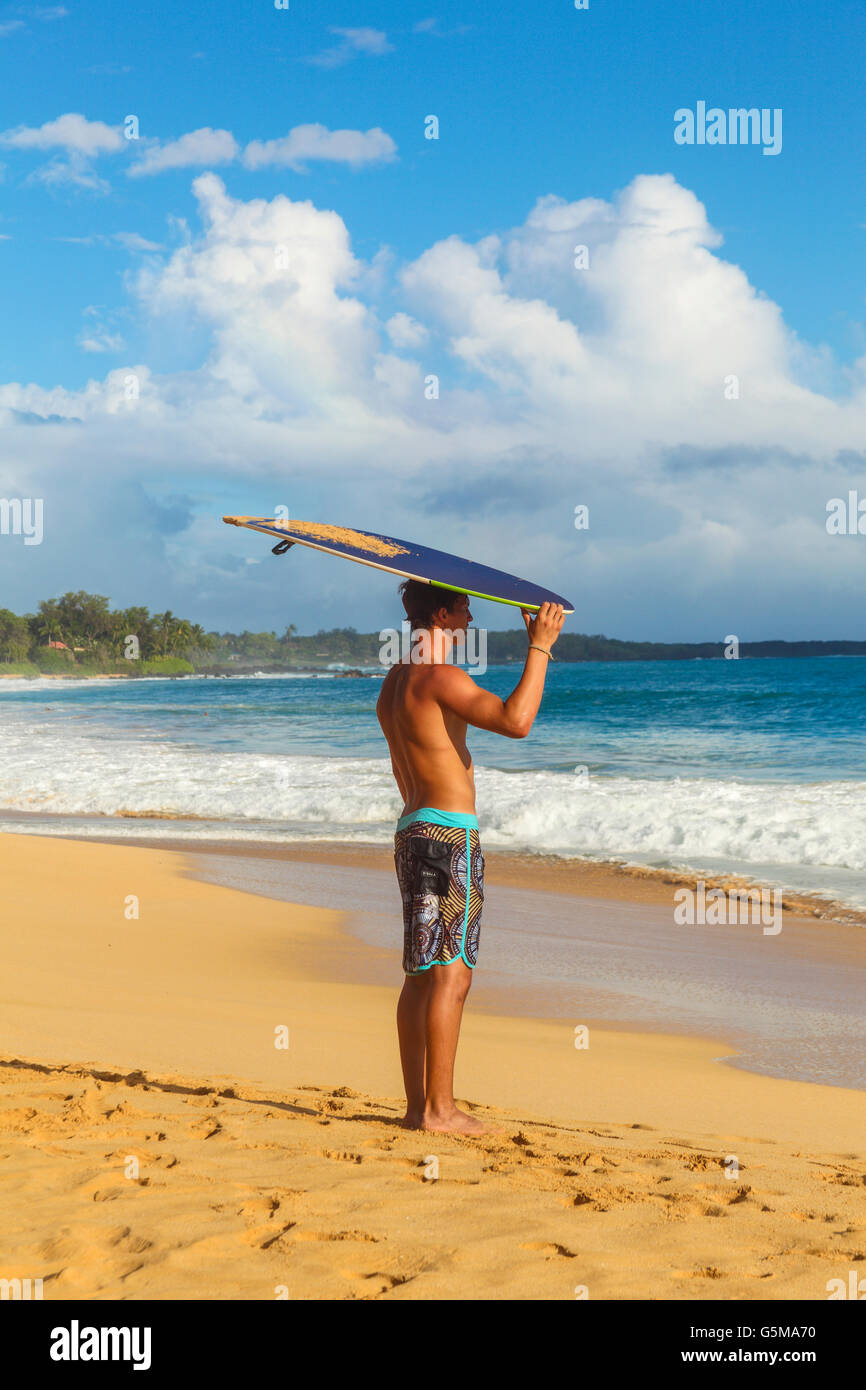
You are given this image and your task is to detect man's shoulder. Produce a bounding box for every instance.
[426,663,481,703]
[428,661,475,685]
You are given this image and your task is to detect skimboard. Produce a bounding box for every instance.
[222,516,573,613]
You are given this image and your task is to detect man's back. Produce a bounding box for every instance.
[377,662,476,816]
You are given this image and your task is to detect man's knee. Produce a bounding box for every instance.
[432,961,473,998]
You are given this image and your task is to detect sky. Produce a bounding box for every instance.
[0,0,865,641]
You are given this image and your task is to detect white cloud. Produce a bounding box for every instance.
[307,26,393,69]
[412,17,471,37]
[0,112,123,154]
[57,231,163,251]
[2,172,866,638]
[386,312,428,349]
[0,113,396,189]
[79,329,125,353]
[77,305,127,353]
[243,123,396,172]
[128,127,239,178]
[113,231,163,252]
[0,113,123,191]
[29,152,111,192]
[0,9,65,41]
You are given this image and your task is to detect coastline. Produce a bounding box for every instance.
[2,806,865,930]
[1,830,864,1300]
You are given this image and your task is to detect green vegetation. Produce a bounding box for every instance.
[1,593,864,677]
[0,660,40,677]
[0,593,211,676]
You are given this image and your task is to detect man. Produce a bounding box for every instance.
[376,581,565,1134]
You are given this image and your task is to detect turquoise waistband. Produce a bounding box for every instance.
[397,806,479,831]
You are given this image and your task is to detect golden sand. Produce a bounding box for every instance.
[1,833,863,1301]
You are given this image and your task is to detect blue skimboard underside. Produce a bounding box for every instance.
[222,516,574,614]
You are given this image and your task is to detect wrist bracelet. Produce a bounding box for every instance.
[529,644,555,661]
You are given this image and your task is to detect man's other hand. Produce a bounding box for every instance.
[522,602,565,651]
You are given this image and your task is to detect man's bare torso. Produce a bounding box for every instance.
[376,663,476,816]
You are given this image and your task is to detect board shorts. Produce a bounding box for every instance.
[394,808,485,975]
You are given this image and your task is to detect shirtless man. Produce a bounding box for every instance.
[376,581,565,1134]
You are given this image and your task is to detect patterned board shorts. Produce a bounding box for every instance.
[394,808,485,975]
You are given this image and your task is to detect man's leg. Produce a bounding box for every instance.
[397,971,432,1127]
[422,960,487,1135]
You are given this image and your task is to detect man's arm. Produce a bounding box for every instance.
[436,602,565,739]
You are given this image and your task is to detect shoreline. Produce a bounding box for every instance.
[1,804,862,929]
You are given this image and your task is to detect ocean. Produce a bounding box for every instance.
[1,655,865,913]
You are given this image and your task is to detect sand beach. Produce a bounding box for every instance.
[2,831,863,1301]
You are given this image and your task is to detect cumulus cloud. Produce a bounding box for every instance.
[0,113,397,189]
[0,113,124,191]
[128,127,239,177]
[243,123,396,172]
[307,26,393,69]
[0,112,122,155]
[2,171,865,639]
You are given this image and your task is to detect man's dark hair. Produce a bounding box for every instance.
[399,579,465,631]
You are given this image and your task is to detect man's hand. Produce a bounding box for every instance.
[522,602,566,652]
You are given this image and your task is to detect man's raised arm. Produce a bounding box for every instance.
[435,602,565,739]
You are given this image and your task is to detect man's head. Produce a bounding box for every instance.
[399,580,472,634]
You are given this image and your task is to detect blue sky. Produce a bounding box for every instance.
[1,0,864,639]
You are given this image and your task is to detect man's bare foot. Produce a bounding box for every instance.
[400,1110,425,1130]
[420,1105,500,1136]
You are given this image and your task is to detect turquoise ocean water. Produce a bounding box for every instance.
[1,655,865,912]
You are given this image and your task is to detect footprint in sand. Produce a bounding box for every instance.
[520,1241,578,1258]
[187,1117,222,1139]
[339,1270,410,1297]
[290,1229,380,1247]
[237,1195,282,1221]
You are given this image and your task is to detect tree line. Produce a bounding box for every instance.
[2,592,864,672]
[0,591,217,669]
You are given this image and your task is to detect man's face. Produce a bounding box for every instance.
[437,593,472,634]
